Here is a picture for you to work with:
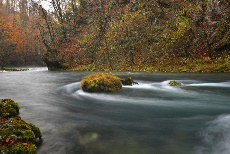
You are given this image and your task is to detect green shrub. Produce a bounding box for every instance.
[80,73,122,92]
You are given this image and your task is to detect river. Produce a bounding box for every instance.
[0,68,230,154]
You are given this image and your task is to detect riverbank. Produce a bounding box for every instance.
[66,57,230,73]
[0,68,29,72]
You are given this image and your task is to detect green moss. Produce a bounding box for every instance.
[121,77,133,86]
[0,99,42,154]
[121,77,138,86]
[28,123,42,139]
[80,73,122,92]
[0,99,20,118]
[8,144,37,154]
[169,81,182,86]
[21,130,36,142]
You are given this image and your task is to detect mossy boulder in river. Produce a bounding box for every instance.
[0,99,42,154]
[169,81,182,86]
[80,73,122,92]
[121,77,138,86]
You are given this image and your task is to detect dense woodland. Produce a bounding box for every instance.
[0,0,229,72]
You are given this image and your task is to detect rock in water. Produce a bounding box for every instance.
[80,73,122,92]
[168,80,182,86]
[121,77,138,86]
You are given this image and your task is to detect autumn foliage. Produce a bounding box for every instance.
[0,2,44,69]
[0,0,229,72]
[36,0,230,72]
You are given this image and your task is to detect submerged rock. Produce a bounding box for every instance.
[80,73,122,92]
[0,99,42,154]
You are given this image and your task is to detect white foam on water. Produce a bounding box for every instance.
[122,81,160,90]
[73,89,202,108]
[188,82,230,88]
[28,67,48,72]
[196,115,230,154]
[59,80,202,106]
[74,89,172,106]
[60,79,225,108]
[0,70,7,72]
[58,82,81,95]
[123,80,186,93]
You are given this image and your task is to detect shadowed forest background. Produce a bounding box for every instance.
[0,0,229,72]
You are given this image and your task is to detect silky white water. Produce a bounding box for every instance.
[0,69,230,154]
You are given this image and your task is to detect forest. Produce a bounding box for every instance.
[0,0,229,72]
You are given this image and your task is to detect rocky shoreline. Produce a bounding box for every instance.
[0,99,42,154]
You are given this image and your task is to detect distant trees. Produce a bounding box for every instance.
[1,0,228,70]
[71,0,229,70]
[0,0,44,68]
[0,23,14,69]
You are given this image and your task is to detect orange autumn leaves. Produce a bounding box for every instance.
[0,8,44,67]
[0,12,24,52]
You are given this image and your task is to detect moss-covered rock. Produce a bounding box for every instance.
[0,99,42,154]
[80,73,122,92]
[169,81,182,86]
[11,144,37,154]
[121,77,138,86]
[0,99,20,118]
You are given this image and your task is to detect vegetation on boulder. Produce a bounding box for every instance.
[80,73,122,92]
[0,99,42,154]
[169,81,182,87]
[121,77,138,86]
[0,99,19,118]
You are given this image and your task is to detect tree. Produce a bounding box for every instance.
[0,2,44,67]
[0,14,15,69]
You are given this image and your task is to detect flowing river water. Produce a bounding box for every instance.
[0,68,230,154]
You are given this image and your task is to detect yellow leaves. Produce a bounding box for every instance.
[162,15,191,45]
[176,16,190,29]
[4,26,24,52]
